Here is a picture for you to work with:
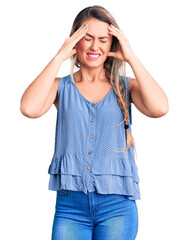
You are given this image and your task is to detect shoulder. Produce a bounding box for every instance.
[127,77,138,105]
[128,77,136,92]
[55,75,71,91]
[54,77,61,90]
[119,75,132,92]
[120,76,134,104]
[53,75,71,110]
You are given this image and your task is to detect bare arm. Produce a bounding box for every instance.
[20,55,64,118]
[128,55,169,118]
[20,24,88,118]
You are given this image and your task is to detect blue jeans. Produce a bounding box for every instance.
[51,190,138,240]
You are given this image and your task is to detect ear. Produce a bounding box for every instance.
[74,45,78,53]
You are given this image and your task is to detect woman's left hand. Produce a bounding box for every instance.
[107,24,135,63]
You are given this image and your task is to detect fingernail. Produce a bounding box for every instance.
[80,25,83,28]
[84,24,87,27]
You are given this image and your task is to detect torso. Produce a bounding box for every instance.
[54,72,132,110]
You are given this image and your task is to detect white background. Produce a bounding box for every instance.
[1,0,188,239]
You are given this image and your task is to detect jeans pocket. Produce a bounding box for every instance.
[57,189,71,196]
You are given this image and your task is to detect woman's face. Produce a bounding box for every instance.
[75,18,113,69]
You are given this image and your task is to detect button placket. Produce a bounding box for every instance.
[87,103,96,163]
[86,103,96,191]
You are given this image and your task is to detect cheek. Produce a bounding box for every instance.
[103,40,112,53]
[104,44,112,53]
[76,41,87,54]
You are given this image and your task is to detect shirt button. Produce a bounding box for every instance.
[90,134,94,138]
[90,119,94,122]
[92,103,95,107]
[87,166,90,170]
[88,151,92,154]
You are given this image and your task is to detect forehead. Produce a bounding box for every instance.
[82,18,110,37]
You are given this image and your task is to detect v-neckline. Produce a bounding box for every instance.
[70,74,113,104]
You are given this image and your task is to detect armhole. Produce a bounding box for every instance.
[58,75,69,98]
[126,77,132,125]
[57,76,64,98]
[56,76,67,113]
[120,76,132,125]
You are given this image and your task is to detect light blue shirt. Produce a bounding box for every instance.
[48,74,141,200]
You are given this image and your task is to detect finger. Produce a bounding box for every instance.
[108,26,123,42]
[71,28,87,45]
[109,24,120,32]
[108,25,123,38]
[72,25,88,44]
[108,27,118,37]
[72,31,87,47]
[71,24,88,39]
[108,25,117,35]
[71,48,77,56]
[72,24,86,34]
[107,52,115,57]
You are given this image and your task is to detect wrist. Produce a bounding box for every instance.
[127,54,139,65]
[55,52,66,62]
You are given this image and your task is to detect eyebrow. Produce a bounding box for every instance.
[86,33,109,39]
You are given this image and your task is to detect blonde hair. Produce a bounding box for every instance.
[69,5,137,158]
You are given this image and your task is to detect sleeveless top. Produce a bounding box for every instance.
[48,74,141,200]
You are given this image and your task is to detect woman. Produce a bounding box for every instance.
[20,5,169,240]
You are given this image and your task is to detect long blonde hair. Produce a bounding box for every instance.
[69,5,137,158]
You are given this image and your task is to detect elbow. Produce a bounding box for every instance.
[154,103,169,118]
[154,95,169,117]
[160,99,169,116]
[20,95,42,118]
[161,104,169,116]
[148,102,169,118]
[20,104,41,118]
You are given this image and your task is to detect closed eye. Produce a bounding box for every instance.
[84,38,92,41]
[84,38,107,43]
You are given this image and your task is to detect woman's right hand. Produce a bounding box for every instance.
[56,24,88,61]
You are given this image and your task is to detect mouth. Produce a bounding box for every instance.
[86,53,101,61]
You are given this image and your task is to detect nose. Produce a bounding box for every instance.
[90,39,99,51]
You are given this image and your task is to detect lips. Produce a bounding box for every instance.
[87,53,101,57]
[86,53,101,60]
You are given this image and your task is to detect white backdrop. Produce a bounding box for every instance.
[1,0,188,239]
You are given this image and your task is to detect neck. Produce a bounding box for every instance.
[75,65,107,84]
